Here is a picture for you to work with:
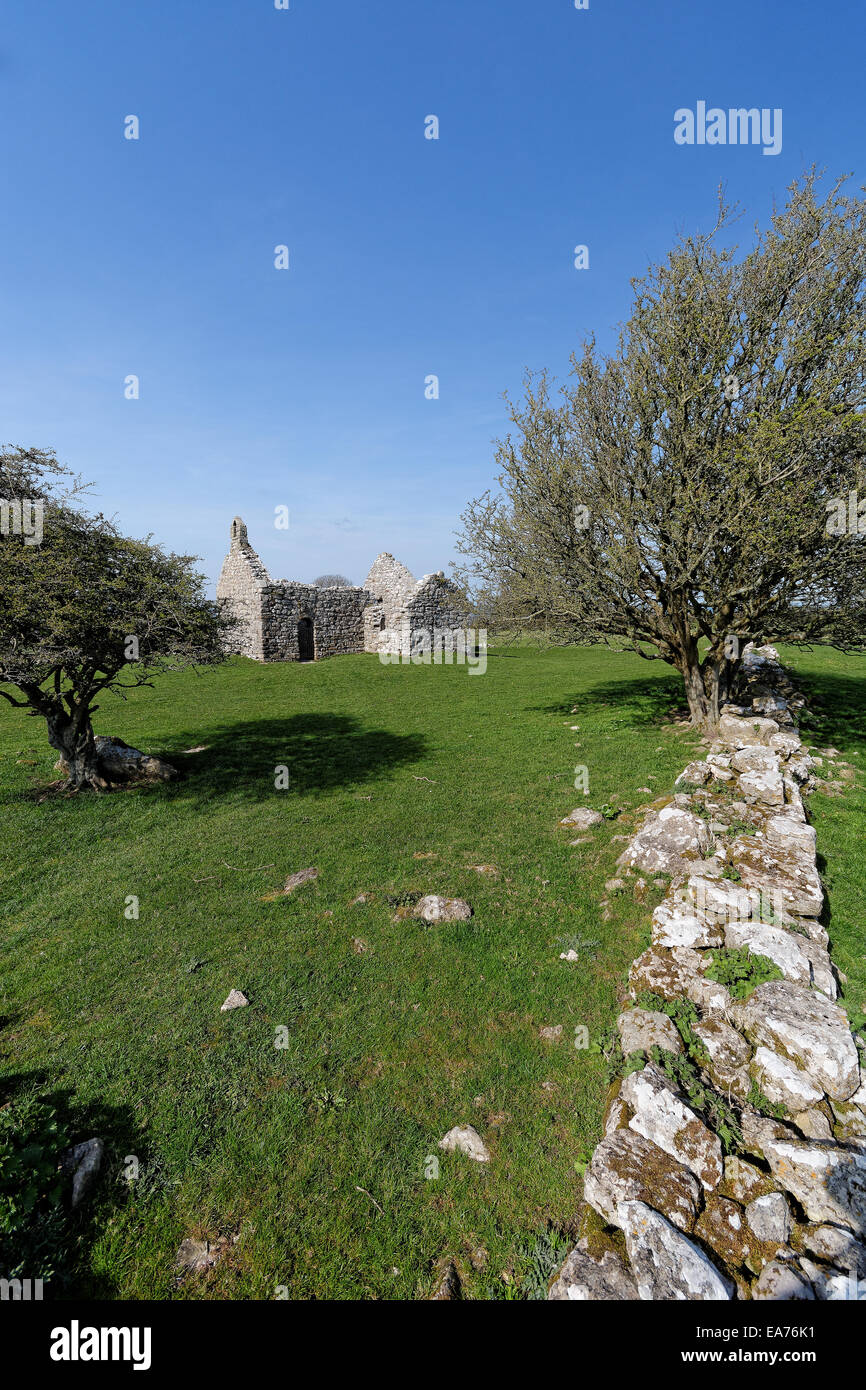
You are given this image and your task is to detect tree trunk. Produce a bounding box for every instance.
[45,705,111,792]
[681,652,735,732]
[682,658,712,729]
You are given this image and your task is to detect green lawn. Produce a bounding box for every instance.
[0,644,863,1299]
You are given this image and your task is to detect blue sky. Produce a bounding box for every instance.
[1,0,863,590]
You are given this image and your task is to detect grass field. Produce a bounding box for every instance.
[1,644,863,1299]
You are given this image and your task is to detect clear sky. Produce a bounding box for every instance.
[1,0,863,590]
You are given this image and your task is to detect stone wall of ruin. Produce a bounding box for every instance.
[217,521,471,663]
[260,582,372,661]
[215,518,269,661]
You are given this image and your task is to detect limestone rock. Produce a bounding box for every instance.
[830,1097,866,1143]
[801,1224,866,1276]
[694,1018,752,1100]
[760,1135,866,1229]
[764,815,817,857]
[695,1194,772,1270]
[430,1259,461,1300]
[733,980,860,1101]
[739,1110,799,1162]
[560,807,603,830]
[719,711,780,748]
[61,1137,104,1209]
[175,1231,239,1275]
[283,867,318,893]
[622,1064,723,1189]
[548,1241,638,1300]
[750,1046,823,1112]
[684,875,759,927]
[792,1107,834,1140]
[725,919,835,999]
[583,1129,701,1232]
[438,1124,490,1163]
[769,731,804,758]
[414,895,473,923]
[220,989,249,1011]
[730,747,780,775]
[675,761,712,787]
[752,1260,815,1300]
[616,805,713,877]
[57,735,178,784]
[617,1008,682,1057]
[652,900,723,949]
[618,1201,734,1300]
[629,945,731,1018]
[797,1256,864,1300]
[723,1155,774,1203]
[738,768,786,807]
[730,837,823,918]
[745,1192,791,1245]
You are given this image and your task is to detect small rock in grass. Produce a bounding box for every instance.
[61,1137,105,1209]
[438,1124,490,1163]
[540,1024,563,1043]
[176,1231,240,1275]
[560,807,603,830]
[283,867,318,893]
[414,895,472,923]
[430,1259,462,1299]
[221,990,249,1012]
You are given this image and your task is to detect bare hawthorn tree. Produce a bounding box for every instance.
[455,173,866,727]
[314,574,353,587]
[0,447,234,790]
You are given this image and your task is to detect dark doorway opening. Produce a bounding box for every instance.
[298,617,314,661]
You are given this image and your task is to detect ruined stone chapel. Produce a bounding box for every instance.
[216,517,469,661]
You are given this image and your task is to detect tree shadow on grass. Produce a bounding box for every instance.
[152,712,427,806]
[789,670,866,750]
[529,671,685,726]
[0,1068,139,1299]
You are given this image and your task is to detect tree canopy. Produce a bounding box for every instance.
[0,447,233,789]
[455,173,866,725]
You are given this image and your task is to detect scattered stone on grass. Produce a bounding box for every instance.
[539,1024,563,1043]
[438,1124,490,1163]
[414,895,473,923]
[283,867,318,893]
[560,807,603,829]
[61,1137,104,1209]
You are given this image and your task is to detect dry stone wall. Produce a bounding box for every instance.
[550,646,866,1302]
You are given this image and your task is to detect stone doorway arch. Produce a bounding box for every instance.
[297,617,314,661]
